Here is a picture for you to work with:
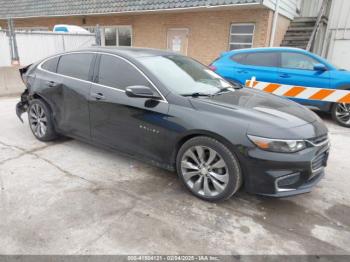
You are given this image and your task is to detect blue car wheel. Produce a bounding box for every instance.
[332,103,350,127]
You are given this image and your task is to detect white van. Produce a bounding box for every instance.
[53,24,90,34]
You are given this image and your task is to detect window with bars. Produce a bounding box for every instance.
[85,26,132,47]
[229,24,255,50]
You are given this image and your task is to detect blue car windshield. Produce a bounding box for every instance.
[139,55,233,96]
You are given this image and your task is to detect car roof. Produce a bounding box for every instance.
[220,47,337,70]
[77,46,178,59]
[229,47,308,54]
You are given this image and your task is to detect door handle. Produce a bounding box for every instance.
[237,70,248,74]
[280,73,291,78]
[47,81,58,87]
[92,92,105,100]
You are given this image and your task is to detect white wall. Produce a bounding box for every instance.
[325,0,350,70]
[263,0,299,19]
[327,0,349,29]
[15,32,95,66]
[0,32,12,67]
[1,31,95,67]
[299,0,324,17]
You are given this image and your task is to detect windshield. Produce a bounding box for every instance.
[139,55,233,96]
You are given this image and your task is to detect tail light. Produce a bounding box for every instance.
[208,65,217,71]
[19,64,33,84]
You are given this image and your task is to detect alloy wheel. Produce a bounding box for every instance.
[335,103,350,126]
[29,103,48,138]
[181,146,229,197]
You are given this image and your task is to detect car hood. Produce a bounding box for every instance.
[333,68,350,77]
[189,88,327,138]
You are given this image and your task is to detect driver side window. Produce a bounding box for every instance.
[97,54,150,90]
[281,52,319,70]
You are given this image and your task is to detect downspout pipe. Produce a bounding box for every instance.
[270,0,281,47]
[7,18,19,63]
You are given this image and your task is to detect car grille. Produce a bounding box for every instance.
[311,152,328,172]
[308,134,328,146]
[277,173,301,189]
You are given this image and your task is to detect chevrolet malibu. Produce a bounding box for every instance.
[16,47,330,201]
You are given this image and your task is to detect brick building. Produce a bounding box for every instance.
[0,0,299,65]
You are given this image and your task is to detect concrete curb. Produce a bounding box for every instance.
[0,66,25,97]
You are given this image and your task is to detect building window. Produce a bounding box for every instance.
[104,27,117,46]
[229,24,255,50]
[85,26,132,47]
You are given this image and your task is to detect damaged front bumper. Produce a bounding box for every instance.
[16,89,29,123]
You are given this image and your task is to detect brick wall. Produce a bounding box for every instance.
[131,9,273,64]
[0,8,284,65]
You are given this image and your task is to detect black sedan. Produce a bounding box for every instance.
[16,47,330,201]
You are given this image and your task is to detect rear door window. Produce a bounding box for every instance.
[97,54,149,90]
[231,53,248,64]
[232,52,279,67]
[57,53,94,81]
[41,56,59,73]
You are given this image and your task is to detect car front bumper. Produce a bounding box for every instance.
[241,141,330,197]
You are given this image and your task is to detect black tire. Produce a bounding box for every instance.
[176,136,242,202]
[331,103,350,128]
[28,99,59,141]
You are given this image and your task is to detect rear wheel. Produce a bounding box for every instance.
[331,103,350,128]
[28,99,59,141]
[176,136,242,202]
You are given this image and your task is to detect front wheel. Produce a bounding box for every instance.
[331,103,350,128]
[176,136,242,202]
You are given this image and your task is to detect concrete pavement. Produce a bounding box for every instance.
[0,97,349,255]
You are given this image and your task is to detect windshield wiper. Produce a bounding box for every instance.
[182,86,238,98]
[181,92,212,98]
[211,87,230,96]
[227,81,244,90]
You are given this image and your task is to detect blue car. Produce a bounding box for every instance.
[210,47,350,127]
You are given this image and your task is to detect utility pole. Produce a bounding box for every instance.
[270,0,280,47]
[95,24,101,46]
[7,18,19,64]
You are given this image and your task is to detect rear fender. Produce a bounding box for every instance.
[19,64,33,84]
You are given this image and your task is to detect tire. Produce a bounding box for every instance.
[331,103,350,128]
[176,136,242,202]
[28,99,59,141]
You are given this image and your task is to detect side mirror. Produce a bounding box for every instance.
[314,64,327,72]
[125,85,161,99]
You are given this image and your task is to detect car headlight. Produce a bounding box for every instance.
[247,135,306,153]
